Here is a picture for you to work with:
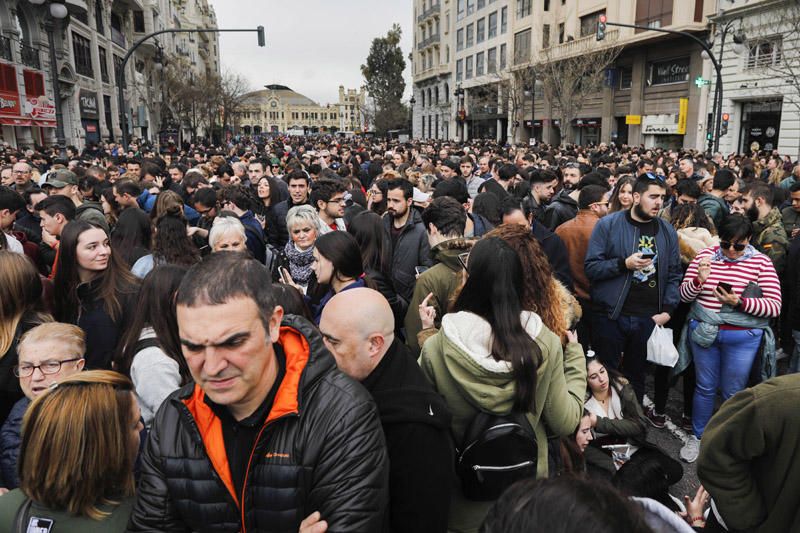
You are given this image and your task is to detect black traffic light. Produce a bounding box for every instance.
[721,113,729,136]
[257,26,265,47]
[596,15,607,41]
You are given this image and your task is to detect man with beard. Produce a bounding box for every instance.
[585,174,682,404]
[524,169,558,224]
[272,170,311,247]
[543,162,582,230]
[741,182,789,275]
[383,178,432,302]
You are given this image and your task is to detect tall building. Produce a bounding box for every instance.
[232,85,368,136]
[414,0,724,150]
[411,0,456,140]
[710,0,799,155]
[0,0,220,150]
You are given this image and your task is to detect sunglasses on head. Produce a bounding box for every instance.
[720,241,747,251]
[643,172,665,182]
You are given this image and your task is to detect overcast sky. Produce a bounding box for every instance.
[208,0,413,105]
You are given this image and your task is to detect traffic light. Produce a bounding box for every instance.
[721,113,730,136]
[596,15,607,41]
[257,26,265,47]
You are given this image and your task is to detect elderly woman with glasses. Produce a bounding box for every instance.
[675,214,781,464]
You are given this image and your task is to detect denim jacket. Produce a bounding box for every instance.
[584,211,682,320]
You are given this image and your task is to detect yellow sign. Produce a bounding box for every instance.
[625,115,641,125]
[677,97,689,135]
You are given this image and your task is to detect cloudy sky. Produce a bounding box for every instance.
[208,0,413,105]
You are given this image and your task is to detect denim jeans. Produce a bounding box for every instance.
[591,312,656,403]
[791,330,800,374]
[689,320,763,438]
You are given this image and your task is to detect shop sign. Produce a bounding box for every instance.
[676,98,688,135]
[648,57,690,86]
[23,96,55,121]
[642,114,682,135]
[626,115,642,125]
[0,89,21,117]
[79,90,99,119]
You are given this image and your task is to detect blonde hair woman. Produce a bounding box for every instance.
[0,371,142,529]
[0,251,50,425]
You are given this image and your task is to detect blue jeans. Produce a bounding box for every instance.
[791,330,800,374]
[591,312,656,404]
[689,320,763,438]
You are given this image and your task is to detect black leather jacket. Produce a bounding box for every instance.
[127,315,389,532]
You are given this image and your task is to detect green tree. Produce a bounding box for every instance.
[361,24,407,134]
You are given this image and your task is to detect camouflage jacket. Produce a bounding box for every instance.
[753,207,789,275]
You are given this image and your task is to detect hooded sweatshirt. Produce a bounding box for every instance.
[420,310,586,532]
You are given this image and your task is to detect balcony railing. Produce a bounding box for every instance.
[542,30,619,61]
[20,43,40,69]
[418,32,440,49]
[111,27,126,48]
[417,1,441,22]
[0,36,12,62]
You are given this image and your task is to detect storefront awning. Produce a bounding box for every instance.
[33,119,56,128]
[0,116,32,126]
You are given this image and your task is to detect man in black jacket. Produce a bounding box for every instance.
[383,178,433,302]
[272,170,312,247]
[128,253,388,532]
[320,288,452,533]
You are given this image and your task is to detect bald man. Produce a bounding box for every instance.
[320,288,453,533]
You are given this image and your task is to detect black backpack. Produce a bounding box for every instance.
[456,410,538,501]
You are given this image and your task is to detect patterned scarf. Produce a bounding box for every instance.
[712,244,756,264]
[284,241,315,284]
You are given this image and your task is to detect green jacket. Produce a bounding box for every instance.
[698,374,800,533]
[780,205,800,237]
[698,193,729,230]
[405,238,474,355]
[420,310,586,533]
[753,208,789,274]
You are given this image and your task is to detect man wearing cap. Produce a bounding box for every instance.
[43,169,109,232]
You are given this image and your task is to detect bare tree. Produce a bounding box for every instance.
[530,36,621,144]
[739,0,800,156]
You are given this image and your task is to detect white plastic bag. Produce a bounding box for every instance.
[646,325,679,367]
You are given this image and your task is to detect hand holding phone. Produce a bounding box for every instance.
[716,282,733,293]
[279,267,293,285]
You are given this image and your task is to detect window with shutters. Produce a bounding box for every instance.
[23,70,44,98]
[0,64,17,94]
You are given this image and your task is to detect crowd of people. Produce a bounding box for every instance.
[0,136,798,532]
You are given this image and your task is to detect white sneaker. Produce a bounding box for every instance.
[680,435,701,463]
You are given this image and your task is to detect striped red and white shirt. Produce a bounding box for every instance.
[680,246,781,318]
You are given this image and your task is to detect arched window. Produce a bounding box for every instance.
[444,83,450,103]
[434,86,439,104]
[15,8,30,43]
[421,91,425,108]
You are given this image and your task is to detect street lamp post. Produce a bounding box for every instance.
[28,0,68,156]
[705,18,745,154]
[118,26,265,149]
[454,85,465,141]
[409,96,416,137]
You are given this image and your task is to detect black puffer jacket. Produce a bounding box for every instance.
[383,209,433,302]
[127,314,389,532]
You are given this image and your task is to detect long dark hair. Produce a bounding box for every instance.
[152,214,201,267]
[347,211,392,274]
[54,220,139,323]
[110,207,152,267]
[453,236,542,411]
[314,231,368,287]
[114,265,190,384]
[252,176,287,213]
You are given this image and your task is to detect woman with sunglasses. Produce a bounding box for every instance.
[676,214,781,464]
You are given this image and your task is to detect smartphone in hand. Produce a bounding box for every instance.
[717,281,733,293]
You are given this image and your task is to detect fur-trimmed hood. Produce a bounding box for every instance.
[678,227,719,264]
